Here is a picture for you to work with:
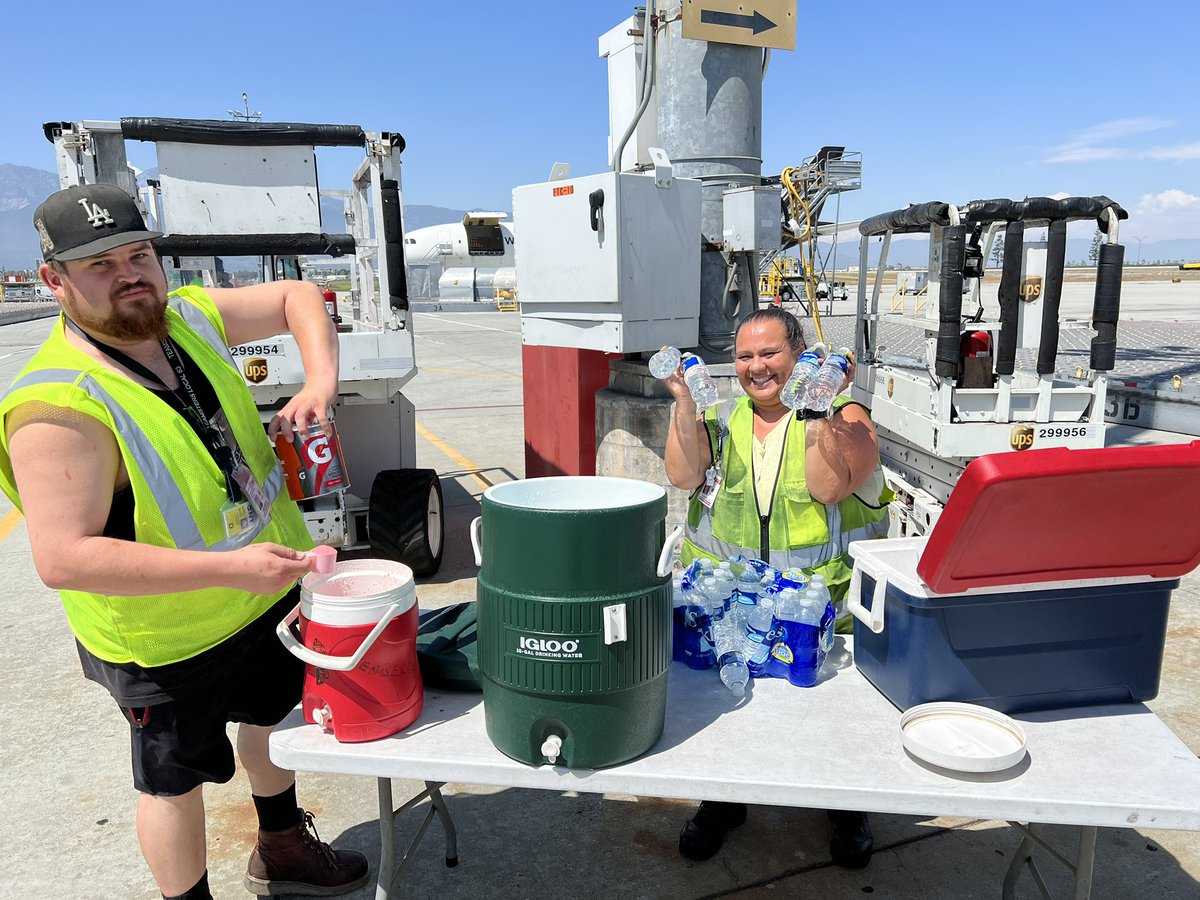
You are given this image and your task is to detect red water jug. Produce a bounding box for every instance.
[277,559,423,742]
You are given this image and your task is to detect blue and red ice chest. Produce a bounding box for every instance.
[848,441,1200,713]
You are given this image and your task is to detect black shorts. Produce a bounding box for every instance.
[117,592,305,797]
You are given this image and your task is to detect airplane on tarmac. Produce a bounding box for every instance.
[404,211,516,302]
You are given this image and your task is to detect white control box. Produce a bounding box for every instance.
[513,169,701,353]
[722,186,780,252]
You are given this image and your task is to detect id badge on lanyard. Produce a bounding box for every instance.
[698,465,722,508]
[221,498,254,540]
[232,462,272,523]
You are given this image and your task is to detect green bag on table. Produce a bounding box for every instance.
[416,602,482,692]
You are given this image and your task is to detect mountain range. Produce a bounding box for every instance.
[2,163,1197,270]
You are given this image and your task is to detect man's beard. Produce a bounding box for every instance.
[62,281,169,343]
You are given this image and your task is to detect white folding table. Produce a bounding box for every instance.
[271,640,1200,900]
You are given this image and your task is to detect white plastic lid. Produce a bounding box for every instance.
[899,702,1028,774]
[301,558,417,626]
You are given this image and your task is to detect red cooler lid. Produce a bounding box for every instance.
[916,441,1200,593]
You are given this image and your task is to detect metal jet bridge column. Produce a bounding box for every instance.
[656,4,764,356]
[597,3,766,534]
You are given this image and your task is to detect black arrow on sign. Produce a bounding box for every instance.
[699,8,777,35]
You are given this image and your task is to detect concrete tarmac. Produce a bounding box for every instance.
[0,293,1198,899]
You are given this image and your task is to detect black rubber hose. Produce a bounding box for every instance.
[1037,220,1067,375]
[117,117,369,147]
[858,201,951,236]
[1090,242,1124,371]
[380,179,409,312]
[995,222,1025,376]
[936,225,966,378]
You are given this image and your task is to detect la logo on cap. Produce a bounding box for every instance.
[78,197,115,229]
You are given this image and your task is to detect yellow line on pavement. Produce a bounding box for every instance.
[422,366,521,382]
[0,507,23,542]
[415,422,493,491]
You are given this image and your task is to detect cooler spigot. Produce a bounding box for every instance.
[312,705,333,731]
[541,734,563,764]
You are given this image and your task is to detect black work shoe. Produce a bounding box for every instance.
[678,801,748,861]
[828,809,874,869]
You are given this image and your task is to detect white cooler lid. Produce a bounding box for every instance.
[899,702,1028,774]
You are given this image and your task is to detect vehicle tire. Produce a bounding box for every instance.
[368,468,445,576]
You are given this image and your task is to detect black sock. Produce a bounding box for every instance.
[252,783,303,832]
[163,870,211,900]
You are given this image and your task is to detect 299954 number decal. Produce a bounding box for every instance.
[1035,426,1090,439]
[231,344,282,357]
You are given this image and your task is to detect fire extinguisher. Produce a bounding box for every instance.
[960,330,990,360]
[322,289,342,326]
[958,330,992,387]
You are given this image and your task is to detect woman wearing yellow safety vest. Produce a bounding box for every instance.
[663,307,891,869]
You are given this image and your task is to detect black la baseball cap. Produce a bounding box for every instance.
[34,184,162,263]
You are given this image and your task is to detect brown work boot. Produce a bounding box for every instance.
[244,810,369,896]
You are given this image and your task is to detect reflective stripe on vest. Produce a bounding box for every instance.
[4,367,283,551]
[169,292,240,375]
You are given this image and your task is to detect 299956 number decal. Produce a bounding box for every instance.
[1036,426,1090,439]
[231,344,282,357]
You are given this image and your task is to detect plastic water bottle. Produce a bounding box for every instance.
[711,617,750,698]
[730,566,763,624]
[671,577,689,663]
[649,345,682,379]
[712,565,737,613]
[700,576,732,626]
[765,587,802,679]
[770,588,825,687]
[802,347,853,413]
[680,353,719,410]
[780,343,827,410]
[809,573,835,653]
[673,578,715,669]
[743,596,777,677]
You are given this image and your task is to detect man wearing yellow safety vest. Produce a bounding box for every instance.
[663,307,891,870]
[0,184,366,899]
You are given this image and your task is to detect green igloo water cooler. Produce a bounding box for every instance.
[470,476,679,769]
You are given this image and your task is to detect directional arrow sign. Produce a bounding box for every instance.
[700,8,777,35]
[682,0,796,51]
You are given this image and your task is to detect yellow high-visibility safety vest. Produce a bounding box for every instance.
[682,395,891,602]
[0,287,312,666]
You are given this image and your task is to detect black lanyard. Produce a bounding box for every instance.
[63,317,243,501]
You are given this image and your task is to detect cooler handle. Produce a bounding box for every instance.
[275,602,403,671]
[845,566,887,634]
[658,526,684,578]
[470,516,482,567]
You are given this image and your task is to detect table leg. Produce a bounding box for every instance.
[427,783,459,866]
[1073,827,1097,900]
[1001,822,1098,900]
[1001,830,1036,899]
[376,778,394,900]
[373,778,460,899]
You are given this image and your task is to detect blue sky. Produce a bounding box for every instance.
[5,1,1197,243]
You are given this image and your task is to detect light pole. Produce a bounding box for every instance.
[1134,236,1145,265]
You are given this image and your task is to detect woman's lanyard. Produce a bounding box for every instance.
[63,316,243,502]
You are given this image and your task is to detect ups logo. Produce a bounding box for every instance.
[1021,276,1043,302]
[243,357,270,384]
[1010,423,1035,451]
